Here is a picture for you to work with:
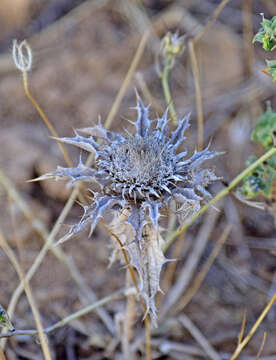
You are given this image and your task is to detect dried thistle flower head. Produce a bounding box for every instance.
[42,95,220,324]
[161,31,185,58]
[12,39,32,72]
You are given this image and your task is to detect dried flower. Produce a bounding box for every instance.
[161,32,185,58]
[12,40,32,72]
[41,95,220,324]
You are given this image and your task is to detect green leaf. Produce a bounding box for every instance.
[0,304,14,332]
[266,59,276,81]
[251,104,276,148]
[253,15,276,51]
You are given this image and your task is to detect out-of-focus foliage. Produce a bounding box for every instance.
[240,105,276,199]
[240,15,276,200]
[251,105,276,146]
[253,14,276,51]
[265,60,276,81]
[0,304,14,332]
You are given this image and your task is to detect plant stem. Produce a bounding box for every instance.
[164,146,276,251]
[230,293,276,360]
[0,288,127,339]
[161,57,177,124]
[22,71,72,168]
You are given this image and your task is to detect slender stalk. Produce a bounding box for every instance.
[0,186,80,349]
[193,0,231,44]
[189,41,204,151]
[22,71,72,168]
[105,29,150,130]
[164,146,276,251]
[0,288,127,339]
[176,224,232,311]
[0,233,52,360]
[230,293,276,360]
[22,71,89,205]
[161,56,177,124]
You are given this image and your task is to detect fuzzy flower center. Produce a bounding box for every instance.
[104,134,175,197]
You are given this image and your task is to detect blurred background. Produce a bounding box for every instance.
[1,0,276,359]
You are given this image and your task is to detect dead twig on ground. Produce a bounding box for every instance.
[0,288,129,340]
[179,315,220,360]
[177,224,232,312]
[0,233,52,360]
[161,208,220,319]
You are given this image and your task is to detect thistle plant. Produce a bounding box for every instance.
[40,95,220,324]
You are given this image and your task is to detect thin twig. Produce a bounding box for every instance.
[177,224,232,311]
[122,271,136,360]
[230,293,276,360]
[0,288,127,339]
[256,332,267,360]
[0,185,79,349]
[238,311,247,345]
[22,71,72,168]
[161,231,186,296]
[0,233,52,360]
[135,72,164,113]
[193,0,231,44]
[179,315,220,360]
[188,41,204,151]
[104,29,151,130]
[161,209,220,319]
[21,71,89,205]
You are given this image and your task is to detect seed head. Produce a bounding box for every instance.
[12,39,32,72]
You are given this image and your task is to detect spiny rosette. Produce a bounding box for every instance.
[41,95,220,325]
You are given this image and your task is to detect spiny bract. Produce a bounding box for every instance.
[42,95,220,325]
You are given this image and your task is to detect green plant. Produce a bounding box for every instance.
[240,105,276,200]
[253,14,276,80]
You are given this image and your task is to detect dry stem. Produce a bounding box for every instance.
[179,315,220,360]
[0,233,52,360]
[0,185,80,349]
[177,224,232,311]
[22,71,72,168]
[188,41,204,151]
[0,288,127,340]
[231,293,276,359]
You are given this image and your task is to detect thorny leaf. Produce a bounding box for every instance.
[109,210,168,327]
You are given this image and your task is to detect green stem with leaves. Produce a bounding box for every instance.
[164,146,276,251]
